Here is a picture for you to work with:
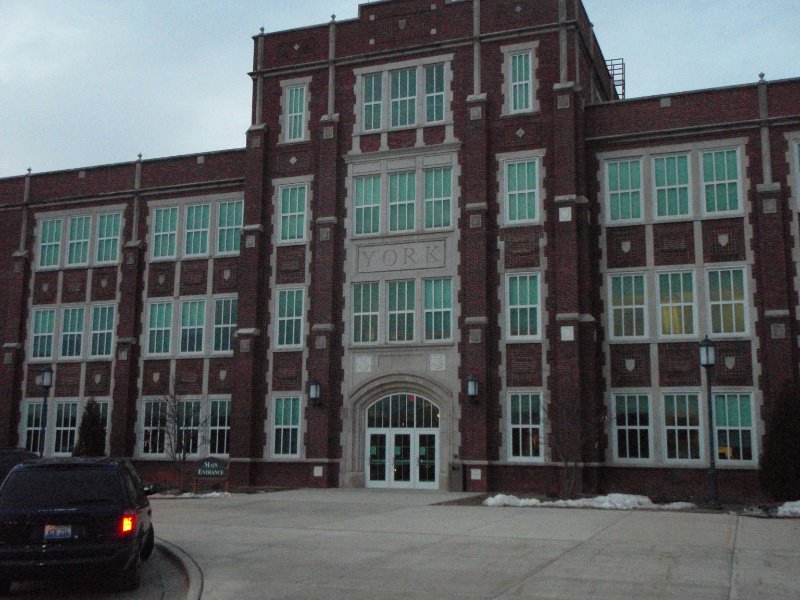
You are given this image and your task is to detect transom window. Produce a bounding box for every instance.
[389,172,415,232]
[279,184,307,243]
[510,51,532,113]
[353,282,379,344]
[285,85,306,142]
[424,278,452,341]
[658,272,695,336]
[509,392,542,460]
[654,154,690,217]
[367,394,439,429]
[609,274,646,338]
[664,393,701,461]
[388,280,415,342]
[180,300,206,354]
[67,216,91,266]
[276,288,304,348]
[714,393,753,461]
[614,394,650,460]
[507,273,540,340]
[702,149,739,213]
[707,268,747,335]
[607,159,642,221]
[505,159,538,224]
[390,68,416,128]
[425,63,445,123]
[184,204,210,256]
[273,396,300,456]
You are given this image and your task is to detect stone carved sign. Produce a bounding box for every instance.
[357,241,445,274]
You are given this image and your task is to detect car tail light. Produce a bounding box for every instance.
[120,512,136,536]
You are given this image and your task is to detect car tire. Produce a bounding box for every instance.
[141,526,155,560]
[0,580,11,596]
[117,552,141,591]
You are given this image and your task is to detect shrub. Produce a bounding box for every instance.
[72,399,107,457]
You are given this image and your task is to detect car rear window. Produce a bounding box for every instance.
[0,467,126,509]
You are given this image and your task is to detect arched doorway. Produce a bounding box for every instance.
[365,394,440,489]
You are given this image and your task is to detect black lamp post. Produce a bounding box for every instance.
[309,379,321,408]
[39,365,54,457]
[467,375,479,404]
[699,336,720,509]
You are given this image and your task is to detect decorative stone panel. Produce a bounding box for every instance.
[91,267,118,301]
[212,258,238,294]
[85,362,112,395]
[606,225,646,269]
[276,246,306,284]
[272,352,303,391]
[147,262,175,298]
[702,218,746,263]
[711,341,753,386]
[503,227,543,269]
[609,344,651,387]
[506,343,543,387]
[179,260,208,296]
[208,358,234,394]
[54,363,81,397]
[658,343,700,387]
[142,360,170,395]
[33,271,58,304]
[62,270,87,303]
[654,222,695,266]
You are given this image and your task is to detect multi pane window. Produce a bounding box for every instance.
[388,280,415,342]
[148,302,173,354]
[213,298,237,353]
[425,63,444,123]
[24,403,43,454]
[658,272,695,336]
[209,399,231,455]
[507,273,540,339]
[153,207,178,258]
[505,159,538,223]
[184,204,210,256]
[142,400,167,455]
[32,308,56,359]
[610,274,646,338]
[279,184,307,242]
[607,159,642,221]
[286,85,306,142]
[354,176,381,235]
[388,172,415,232]
[90,305,115,357]
[60,307,84,358]
[424,168,451,229]
[509,393,542,459]
[96,212,121,263]
[38,219,61,268]
[424,278,452,341]
[276,289,304,348]
[664,393,701,460]
[363,73,382,131]
[53,401,78,454]
[707,268,747,335]
[353,282,379,344]
[67,216,91,266]
[180,300,206,353]
[390,68,416,127]
[614,394,650,460]
[177,400,201,455]
[217,200,243,254]
[654,154,690,217]
[714,393,753,461]
[510,51,532,113]
[273,396,300,456]
[703,150,739,213]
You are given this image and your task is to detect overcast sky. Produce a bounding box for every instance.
[1,0,798,178]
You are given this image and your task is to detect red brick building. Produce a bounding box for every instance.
[1,0,799,503]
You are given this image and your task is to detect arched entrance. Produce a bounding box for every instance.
[365,394,440,489]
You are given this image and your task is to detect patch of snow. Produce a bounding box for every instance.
[777,500,800,517]
[152,491,232,499]
[484,493,695,511]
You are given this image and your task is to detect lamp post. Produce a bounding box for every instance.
[467,375,479,404]
[39,365,54,457]
[699,336,720,509]
[309,379,321,408]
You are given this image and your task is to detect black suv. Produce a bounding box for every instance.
[0,449,37,483]
[0,458,154,594]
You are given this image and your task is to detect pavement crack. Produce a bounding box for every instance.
[726,515,741,600]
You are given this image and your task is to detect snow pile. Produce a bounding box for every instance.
[777,500,800,517]
[152,491,232,499]
[484,493,695,511]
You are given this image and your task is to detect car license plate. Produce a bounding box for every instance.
[44,524,71,540]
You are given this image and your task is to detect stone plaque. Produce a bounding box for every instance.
[357,240,445,273]
[355,355,372,373]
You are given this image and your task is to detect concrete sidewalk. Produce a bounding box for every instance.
[152,489,800,599]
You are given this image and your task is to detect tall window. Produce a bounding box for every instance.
[213,298,237,353]
[509,393,542,459]
[38,219,61,268]
[610,274,646,338]
[274,396,300,456]
[184,204,210,256]
[142,400,167,455]
[425,63,444,123]
[714,393,753,461]
[90,305,115,358]
[209,399,231,455]
[658,272,695,336]
[510,51,532,113]
[276,289,304,348]
[507,273,539,339]
[614,394,650,460]
[505,159,537,223]
[389,172,415,232]
[177,400,201,455]
[279,184,307,242]
[390,68,416,127]
[24,403,43,454]
[96,212,121,263]
[60,307,85,358]
[32,308,56,359]
[180,300,206,354]
[664,393,701,460]
[703,149,739,213]
[54,401,79,454]
[707,268,747,335]
[354,175,381,235]
[363,73,382,131]
[353,282,379,344]
[217,200,243,254]
[654,154,690,217]
[424,168,451,229]
[286,85,306,142]
[607,159,641,221]
[148,302,173,355]
[424,278,452,341]
[388,280,415,342]
[67,215,91,266]
[153,207,178,258]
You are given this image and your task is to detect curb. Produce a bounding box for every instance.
[156,538,204,600]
